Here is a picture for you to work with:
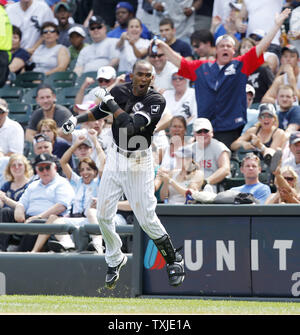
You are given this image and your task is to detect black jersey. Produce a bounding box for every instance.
[109,82,166,151]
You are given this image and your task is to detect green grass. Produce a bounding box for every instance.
[0,295,299,314]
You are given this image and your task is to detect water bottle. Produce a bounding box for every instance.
[151,35,158,55]
[164,196,169,204]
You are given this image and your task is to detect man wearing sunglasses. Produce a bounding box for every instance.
[73,16,119,77]
[2,153,74,252]
[74,66,117,106]
[153,8,291,149]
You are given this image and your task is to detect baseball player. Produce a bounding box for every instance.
[62,60,185,289]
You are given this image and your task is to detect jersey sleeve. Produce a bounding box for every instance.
[239,46,264,76]
[178,58,209,81]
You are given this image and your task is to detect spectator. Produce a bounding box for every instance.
[288,2,300,55]
[262,45,300,103]
[148,51,178,94]
[0,152,10,189]
[155,9,291,148]
[74,66,117,105]
[6,0,55,54]
[230,153,271,204]
[0,0,12,88]
[0,153,33,251]
[242,84,259,134]
[11,153,75,252]
[190,29,215,60]
[158,17,193,60]
[68,26,89,65]
[30,21,70,75]
[163,72,197,126]
[0,99,24,156]
[107,1,151,40]
[281,131,300,189]
[266,165,300,204]
[210,1,242,44]
[9,25,30,75]
[158,151,206,204]
[116,18,150,73]
[231,103,287,168]
[211,0,232,26]
[194,0,214,31]
[189,118,231,192]
[25,84,72,142]
[151,0,201,43]
[54,1,77,47]
[36,118,71,160]
[31,137,105,253]
[73,16,119,77]
[239,38,275,105]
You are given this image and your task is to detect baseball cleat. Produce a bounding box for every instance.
[105,255,128,289]
[166,251,185,287]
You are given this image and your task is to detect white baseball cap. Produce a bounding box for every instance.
[193,118,213,132]
[68,26,86,38]
[246,84,255,97]
[96,66,117,80]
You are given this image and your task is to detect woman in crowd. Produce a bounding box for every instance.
[0,154,33,251]
[30,21,70,75]
[116,17,150,73]
[266,165,300,204]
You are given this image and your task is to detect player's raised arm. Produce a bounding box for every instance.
[256,8,291,58]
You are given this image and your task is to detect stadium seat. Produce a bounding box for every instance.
[75,71,97,88]
[0,86,24,102]
[8,102,32,128]
[56,86,79,109]
[21,88,39,110]
[45,71,78,88]
[14,72,45,88]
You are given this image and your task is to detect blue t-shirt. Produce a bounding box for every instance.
[1,181,29,208]
[107,24,151,40]
[278,106,300,130]
[231,182,271,204]
[170,39,193,58]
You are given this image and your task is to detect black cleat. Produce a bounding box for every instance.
[105,255,127,289]
[166,251,185,287]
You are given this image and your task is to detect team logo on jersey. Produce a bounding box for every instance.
[133,102,144,113]
[150,105,160,114]
[224,64,236,76]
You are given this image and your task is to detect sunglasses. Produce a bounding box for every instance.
[98,78,111,83]
[149,54,164,58]
[172,76,185,81]
[37,165,51,172]
[90,25,103,31]
[196,129,209,134]
[42,28,56,34]
[284,176,295,182]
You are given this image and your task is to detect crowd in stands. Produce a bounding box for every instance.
[0,0,300,254]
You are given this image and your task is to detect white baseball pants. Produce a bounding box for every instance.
[96,142,167,267]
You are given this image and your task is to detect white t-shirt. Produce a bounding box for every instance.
[6,0,55,49]
[117,38,150,73]
[243,0,284,45]
[154,61,178,91]
[0,117,24,155]
[75,38,119,73]
[163,87,197,125]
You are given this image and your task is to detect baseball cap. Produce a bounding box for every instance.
[34,153,56,166]
[96,66,117,80]
[229,1,242,11]
[0,99,9,113]
[215,34,235,47]
[33,133,52,145]
[116,1,134,12]
[246,84,255,96]
[249,29,266,41]
[281,44,299,58]
[193,118,213,133]
[258,103,276,117]
[290,132,300,145]
[80,139,92,148]
[54,1,71,13]
[68,26,86,38]
[89,16,105,28]
[75,101,96,111]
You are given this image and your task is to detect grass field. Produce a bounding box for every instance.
[0,295,299,315]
